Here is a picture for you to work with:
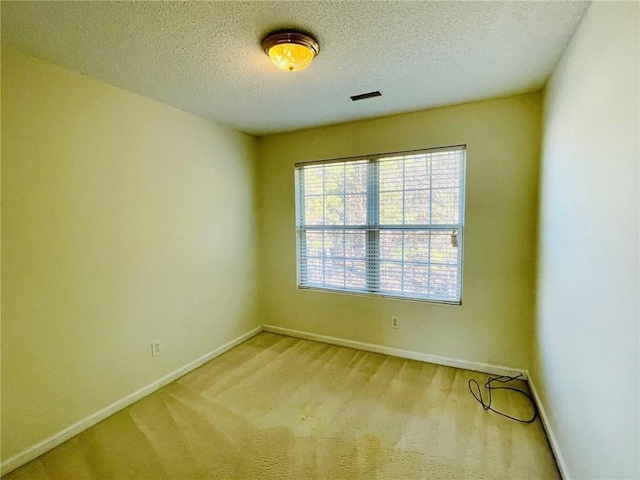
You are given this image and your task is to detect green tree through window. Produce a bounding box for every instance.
[295,145,465,304]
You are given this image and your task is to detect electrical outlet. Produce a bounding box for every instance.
[151,340,162,357]
[391,316,399,329]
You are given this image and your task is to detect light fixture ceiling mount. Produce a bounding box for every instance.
[262,30,319,72]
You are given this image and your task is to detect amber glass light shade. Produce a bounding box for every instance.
[262,31,319,71]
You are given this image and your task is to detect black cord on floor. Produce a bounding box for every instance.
[468,374,538,423]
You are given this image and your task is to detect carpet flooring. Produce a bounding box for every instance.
[3,332,559,479]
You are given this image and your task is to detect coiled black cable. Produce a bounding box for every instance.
[468,374,538,423]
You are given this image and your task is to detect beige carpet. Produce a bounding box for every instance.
[4,333,559,479]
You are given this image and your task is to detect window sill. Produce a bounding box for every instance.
[297,284,462,306]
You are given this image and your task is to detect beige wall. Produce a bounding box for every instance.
[258,93,541,369]
[533,2,640,479]
[1,49,261,461]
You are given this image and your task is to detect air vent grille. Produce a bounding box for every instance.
[350,91,382,101]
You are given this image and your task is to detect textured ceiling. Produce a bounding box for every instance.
[1,1,590,136]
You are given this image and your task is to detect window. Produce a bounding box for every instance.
[295,145,466,304]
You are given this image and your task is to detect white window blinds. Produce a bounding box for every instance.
[295,145,465,304]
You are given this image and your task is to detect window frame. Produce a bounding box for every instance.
[294,144,466,305]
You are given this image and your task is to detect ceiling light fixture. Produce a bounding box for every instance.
[262,31,319,72]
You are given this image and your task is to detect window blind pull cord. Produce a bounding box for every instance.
[451,229,458,248]
[468,374,539,423]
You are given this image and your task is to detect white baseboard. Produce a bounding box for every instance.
[526,371,570,480]
[0,325,264,477]
[263,324,526,379]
